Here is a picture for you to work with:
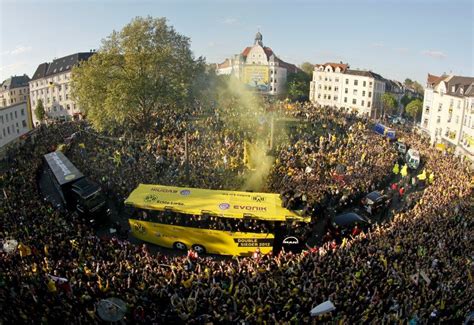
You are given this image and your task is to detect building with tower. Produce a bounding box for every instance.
[215,32,300,96]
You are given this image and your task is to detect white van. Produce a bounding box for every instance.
[405,149,420,169]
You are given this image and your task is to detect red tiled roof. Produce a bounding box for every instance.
[217,59,231,69]
[427,73,446,86]
[315,62,349,72]
[241,47,252,57]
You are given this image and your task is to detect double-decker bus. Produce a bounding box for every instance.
[124,184,310,256]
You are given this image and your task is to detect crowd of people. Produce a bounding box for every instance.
[1,102,473,323]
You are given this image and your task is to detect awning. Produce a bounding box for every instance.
[125,184,309,222]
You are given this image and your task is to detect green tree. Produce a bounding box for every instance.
[411,81,424,94]
[300,62,314,76]
[34,99,45,122]
[382,93,398,116]
[286,71,311,102]
[400,95,411,108]
[404,78,413,88]
[71,16,204,132]
[405,98,423,121]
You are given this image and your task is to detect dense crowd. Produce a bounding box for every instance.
[1,103,473,323]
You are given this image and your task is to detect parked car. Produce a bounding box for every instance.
[361,191,391,216]
[327,212,370,238]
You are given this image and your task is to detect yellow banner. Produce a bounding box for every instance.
[243,65,270,90]
[129,219,274,256]
[125,184,308,222]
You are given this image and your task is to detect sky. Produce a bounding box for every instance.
[0,0,473,84]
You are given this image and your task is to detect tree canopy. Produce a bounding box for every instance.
[382,93,398,115]
[286,71,311,102]
[405,99,423,121]
[71,16,204,132]
[300,62,315,76]
[34,99,45,123]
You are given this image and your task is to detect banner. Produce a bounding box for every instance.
[125,184,309,222]
[243,65,270,91]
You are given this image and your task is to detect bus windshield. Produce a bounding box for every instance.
[84,191,106,211]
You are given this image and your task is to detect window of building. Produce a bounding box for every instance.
[328,95,331,100]
[369,82,373,87]
[21,109,25,116]
[22,120,27,128]
[14,111,17,118]
[335,78,339,82]
[361,100,364,106]
[345,88,348,94]
[7,126,10,134]
[65,94,69,100]
[2,129,5,137]
[363,81,366,87]
[436,116,441,123]
[317,94,321,99]
[353,89,357,95]
[354,80,358,86]
[368,92,372,97]
[47,98,50,104]
[438,103,442,111]
[10,112,13,120]
[362,91,366,96]
[352,99,357,105]
[335,86,338,92]
[318,84,322,89]
[367,101,371,107]
[344,97,347,103]
[334,96,338,101]
[324,86,327,90]
[345,79,349,85]
[6,114,8,122]
[323,94,327,99]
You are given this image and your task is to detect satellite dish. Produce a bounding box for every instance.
[3,239,18,254]
[97,298,127,322]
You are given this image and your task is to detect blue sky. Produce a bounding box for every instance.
[0,0,473,84]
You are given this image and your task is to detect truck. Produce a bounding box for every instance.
[43,151,107,218]
[373,123,396,141]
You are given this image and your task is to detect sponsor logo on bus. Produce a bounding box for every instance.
[180,189,191,196]
[134,223,146,234]
[282,236,299,245]
[233,205,267,211]
[233,238,274,247]
[219,203,230,210]
[150,188,178,193]
[144,194,159,203]
[252,195,265,202]
[65,174,76,180]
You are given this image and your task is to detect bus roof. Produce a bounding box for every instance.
[125,184,310,222]
[43,151,84,186]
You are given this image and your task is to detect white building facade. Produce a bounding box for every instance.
[309,63,386,118]
[0,75,30,108]
[0,102,32,149]
[30,52,94,126]
[420,74,474,165]
[216,32,299,96]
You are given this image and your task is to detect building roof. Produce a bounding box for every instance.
[1,75,30,90]
[444,75,474,97]
[31,52,95,81]
[315,62,349,72]
[217,59,232,69]
[426,73,448,87]
[345,69,385,81]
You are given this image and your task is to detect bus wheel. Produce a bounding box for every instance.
[173,242,187,251]
[192,244,206,254]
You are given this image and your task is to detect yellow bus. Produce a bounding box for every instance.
[124,184,310,256]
